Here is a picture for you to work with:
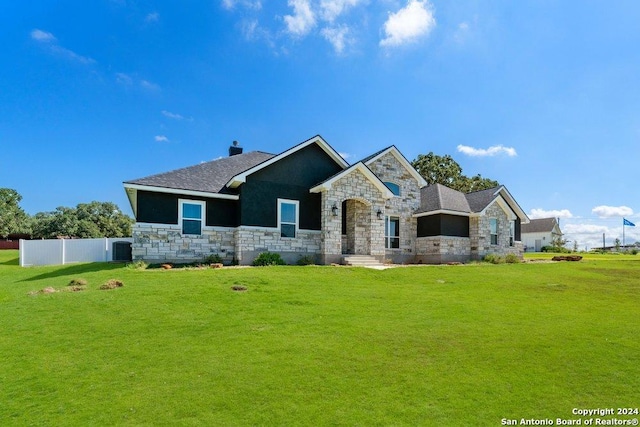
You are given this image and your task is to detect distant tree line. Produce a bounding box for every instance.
[0,188,133,239]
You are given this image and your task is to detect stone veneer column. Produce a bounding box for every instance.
[320,191,342,264]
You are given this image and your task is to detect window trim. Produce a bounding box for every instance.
[277,198,299,239]
[385,215,400,249]
[179,199,206,236]
[489,218,498,245]
[384,182,401,197]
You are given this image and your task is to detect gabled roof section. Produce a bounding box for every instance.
[226,135,349,189]
[521,217,560,234]
[124,151,275,196]
[309,162,394,199]
[414,184,471,217]
[413,184,529,223]
[362,145,428,188]
[466,186,529,223]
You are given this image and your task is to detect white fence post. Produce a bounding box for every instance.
[61,239,66,265]
[19,239,24,267]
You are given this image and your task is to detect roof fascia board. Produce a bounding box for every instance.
[495,186,530,223]
[310,162,394,199]
[226,135,349,189]
[480,195,517,220]
[123,183,239,200]
[413,209,471,218]
[363,146,428,187]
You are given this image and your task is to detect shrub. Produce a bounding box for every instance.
[204,254,223,264]
[252,252,286,266]
[483,254,504,264]
[68,278,88,287]
[505,253,521,264]
[296,255,315,266]
[631,249,638,255]
[126,260,148,270]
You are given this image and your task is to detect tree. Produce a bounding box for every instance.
[31,202,133,239]
[0,188,31,237]
[411,152,499,193]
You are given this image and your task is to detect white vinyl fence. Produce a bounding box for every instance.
[20,238,133,267]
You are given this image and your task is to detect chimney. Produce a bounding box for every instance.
[229,140,243,156]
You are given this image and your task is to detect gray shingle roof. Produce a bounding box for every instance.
[521,217,558,233]
[124,151,275,194]
[465,186,502,212]
[417,184,471,214]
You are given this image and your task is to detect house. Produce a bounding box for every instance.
[520,217,562,252]
[123,135,529,265]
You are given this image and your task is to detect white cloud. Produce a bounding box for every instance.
[529,208,573,219]
[380,0,436,48]
[284,0,316,36]
[564,223,609,234]
[322,26,350,54]
[30,29,56,42]
[592,205,633,218]
[161,110,184,120]
[453,21,470,44]
[155,135,169,142]
[222,0,261,10]
[31,28,95,65]
[457,144,517,157]
[140,79,161,92]
[145,12,159,23]
[338,151,351,160]
[116,72,133,85]
[320,0,362,22]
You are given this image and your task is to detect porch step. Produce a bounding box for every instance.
[342,255,385,268]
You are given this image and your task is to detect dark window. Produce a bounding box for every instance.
[279,199,298,238]
[181,200,204,235]
[384,182,401,196]
[385,216,400,249]
[490,218,498,245]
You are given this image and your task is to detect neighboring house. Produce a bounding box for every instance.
[521,217,562,252]
[123,135,529,265]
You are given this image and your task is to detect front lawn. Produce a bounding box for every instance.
[1,250,639,425]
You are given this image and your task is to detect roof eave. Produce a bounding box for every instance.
[123,183,239,200]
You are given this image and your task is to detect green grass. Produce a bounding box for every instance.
[1,250,639,425]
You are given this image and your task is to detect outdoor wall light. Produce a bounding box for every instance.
[376,209,383,219]
[331,203,339,216]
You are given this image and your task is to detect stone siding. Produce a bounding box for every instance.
[234,226,321,265]
[132,223,236,264]
[367,152,422,263]
[415,236,471,264]
[320,169,386,264]
[133,223,322,265]
[470,204,524,260]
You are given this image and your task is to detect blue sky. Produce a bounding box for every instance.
[1,0,639,249]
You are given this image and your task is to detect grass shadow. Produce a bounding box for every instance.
[20,262,125,282]
[0,256,19,266]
